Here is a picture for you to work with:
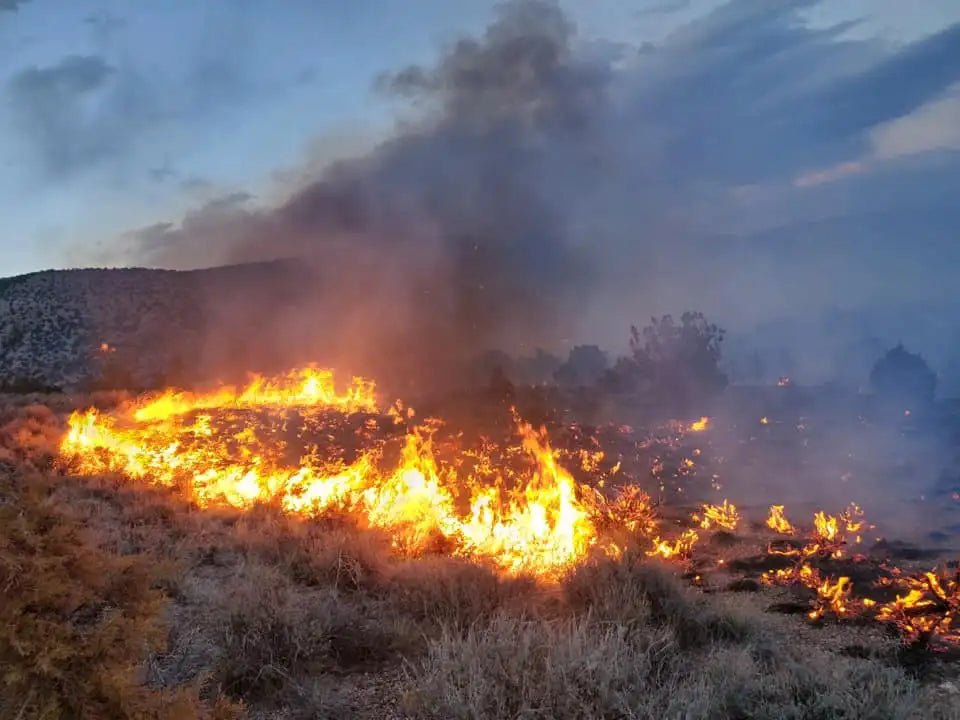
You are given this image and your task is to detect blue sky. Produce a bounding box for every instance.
[0,0,958,281]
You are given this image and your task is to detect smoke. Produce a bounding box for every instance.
[116,0,960,393]
[128,1,608,392]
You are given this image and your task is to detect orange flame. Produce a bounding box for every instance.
[874,569,960,647]
[766,505,795,534]
[647,529,699,560]
[61,368,601,577]
[688,416,710,432]
[694,499,739,531]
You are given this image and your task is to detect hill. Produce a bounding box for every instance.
[0,260,311,391]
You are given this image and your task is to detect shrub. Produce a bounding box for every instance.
[0,471,236,720]
[565,558,754,648]
[870,343,937,406]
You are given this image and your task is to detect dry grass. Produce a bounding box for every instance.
[408,559,951,720]
[3,398,960,719]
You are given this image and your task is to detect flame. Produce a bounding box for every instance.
[762,563,859,621]
[766,505,795,534]
[694,499,739,531]
[647,529,699,560]
[61,368,601,577]
[59,373,960,645]
[803,504,866,558]
[130,366,378,421]
[875,569,960,648]
[809,575,854,621]
[688,416,710,432]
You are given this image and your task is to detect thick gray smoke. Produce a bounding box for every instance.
[120,0,960,392]
[132,1,606,392]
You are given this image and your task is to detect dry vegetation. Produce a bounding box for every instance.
[2,396,960,719]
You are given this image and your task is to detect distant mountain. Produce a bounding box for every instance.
[0,260,314,391]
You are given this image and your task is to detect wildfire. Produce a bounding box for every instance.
[62,368,603,577]
[694,499,739,531]
[761,563,859,621]
[688,416,710,432]
[875,569,960,648]
[800,504,866,558]
[647,529,699,560]
[766,505,795,534]
[130,366,378,421]
[55,365,960,649]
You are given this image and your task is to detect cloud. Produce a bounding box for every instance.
[636,0,690,17]
[869,84,960,161]
[148,161,177,183]
[0,0,28,11]
[4,6,270,183]
[83,11,128,46]
[794,161,865,188]
[6,55,158,178]
[111,0,960,379]
[815,22,960,138]
[617,7,960,187]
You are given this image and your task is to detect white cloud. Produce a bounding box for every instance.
[793,160,865,188]
[870,83,960,160]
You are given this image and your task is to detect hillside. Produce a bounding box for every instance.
[0,260,311,391]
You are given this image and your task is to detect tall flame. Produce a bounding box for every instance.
[61,368,598,577]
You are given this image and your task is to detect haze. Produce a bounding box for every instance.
[2,0,959,389]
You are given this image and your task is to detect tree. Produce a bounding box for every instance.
[487,363,516,404]
[471,350,516,385]
[554,345,608,387]
[869,343,936,406]
[607,311,727,411]
[514,348,562,385]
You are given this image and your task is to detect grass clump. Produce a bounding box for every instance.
[211,563,412,710]
[566,556,755,647]
[406,613,680,720]
[406,558,946,720]
[385,556,539,632]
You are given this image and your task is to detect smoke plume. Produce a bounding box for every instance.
[119,0,960,392]
[133,1,608,392]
